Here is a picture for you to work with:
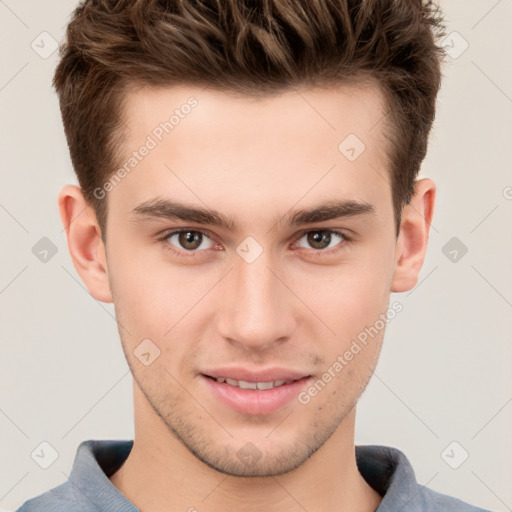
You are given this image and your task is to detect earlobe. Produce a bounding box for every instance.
[58,185,113,303]
[391,178,436,293]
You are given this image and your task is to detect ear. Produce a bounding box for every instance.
[391,178,436,293]
[58,185,113,303]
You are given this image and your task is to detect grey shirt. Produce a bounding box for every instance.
[15,440,489,511]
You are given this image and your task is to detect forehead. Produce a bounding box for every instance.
[110,82,392,226]
[121,81,389,148]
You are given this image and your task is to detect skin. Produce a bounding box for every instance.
[58,82,435,512]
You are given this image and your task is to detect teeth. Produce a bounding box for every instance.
[238,380,257,390]
[215,377,295,390]
[256,381,275,390]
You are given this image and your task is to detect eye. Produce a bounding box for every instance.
[160,229,217,255]
[158,227,351,259]
[295,229,350,253]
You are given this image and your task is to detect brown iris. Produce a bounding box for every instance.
[307,231,333,250]
[178,231,203,250]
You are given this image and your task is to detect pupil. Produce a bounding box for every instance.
[179,231,201,250]
[308,231,330,249]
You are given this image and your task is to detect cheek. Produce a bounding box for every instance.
[107,238,187,318]
[306,255,393,343]
[106,246,215,369]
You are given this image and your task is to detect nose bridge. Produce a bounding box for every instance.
[217,248,295,350]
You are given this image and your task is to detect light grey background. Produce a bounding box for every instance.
[1,1,511,511]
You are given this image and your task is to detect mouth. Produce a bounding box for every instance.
[202,374,305,390]
[200,373,312,415]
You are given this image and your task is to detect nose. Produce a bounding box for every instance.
[216,248,297,352]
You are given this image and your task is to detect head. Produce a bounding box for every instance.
[56,0,445,477]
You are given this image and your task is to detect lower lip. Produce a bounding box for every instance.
[201,375,311,415]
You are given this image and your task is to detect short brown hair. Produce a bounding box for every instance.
[53,0,446,240]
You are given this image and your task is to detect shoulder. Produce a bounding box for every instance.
[356,445,492,512]
[411,485,491,512]
[14,439,135,512]
[14,481,96,512]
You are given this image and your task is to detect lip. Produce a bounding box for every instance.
[200,370,312,415]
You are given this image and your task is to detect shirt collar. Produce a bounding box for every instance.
[69,439,420,511]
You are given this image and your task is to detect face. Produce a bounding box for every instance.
[103,83,399,477]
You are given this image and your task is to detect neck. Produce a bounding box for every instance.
[110,383,382,512]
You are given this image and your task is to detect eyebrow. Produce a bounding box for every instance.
[129,197,375,231]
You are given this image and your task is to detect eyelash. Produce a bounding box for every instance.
[157,228,352,258]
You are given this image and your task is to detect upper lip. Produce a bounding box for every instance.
[202,367,310,383]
